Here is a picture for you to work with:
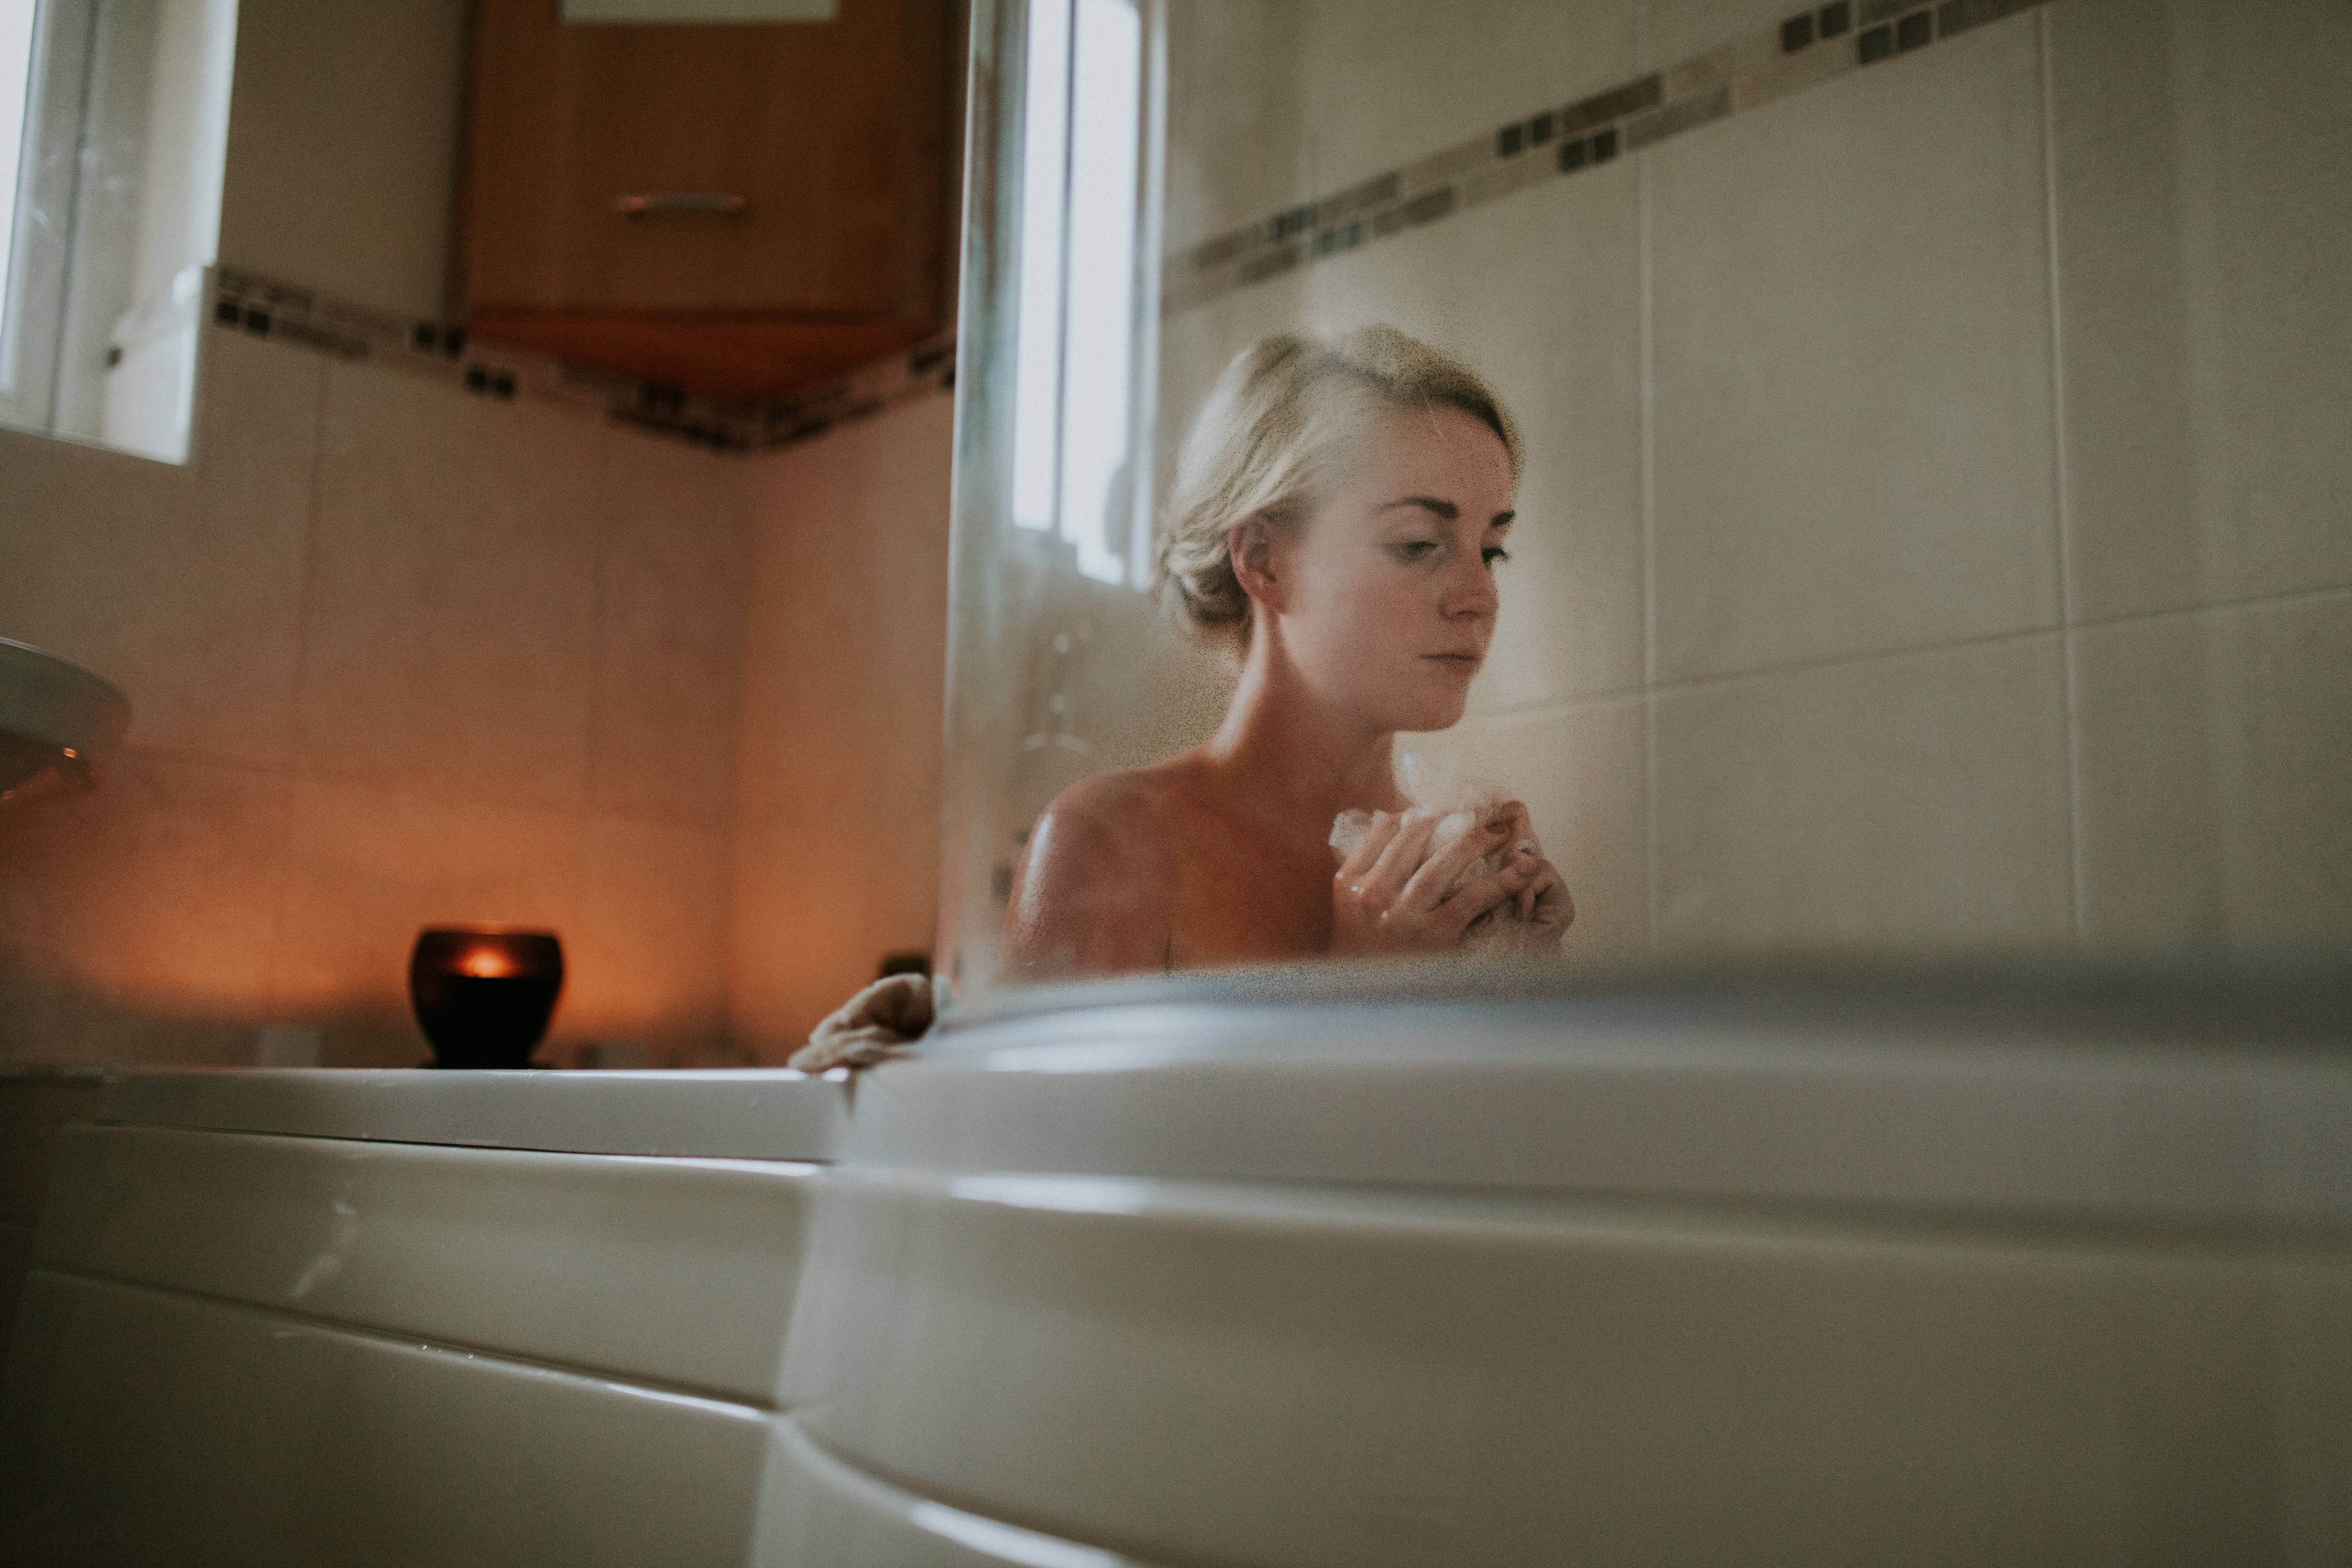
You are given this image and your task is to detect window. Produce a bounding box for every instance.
[1008,0,1153,587]
[0,0,237,464]
[0,0,43,406]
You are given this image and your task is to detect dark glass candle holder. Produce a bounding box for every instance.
[408,928,564,1069]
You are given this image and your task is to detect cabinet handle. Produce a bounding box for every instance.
[611,192,749,216]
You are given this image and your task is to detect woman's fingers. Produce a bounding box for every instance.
[1331,799,1571,959]
[1522,862,1570,954]
[1440,856,1542,936]
[1398,815,1507,910]
[1529,860,1574,930]
[1335,811,1402,883]
[1362,809,1442,903]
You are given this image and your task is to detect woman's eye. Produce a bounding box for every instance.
[1482,547,1511,567]
[1391,541,1438,562]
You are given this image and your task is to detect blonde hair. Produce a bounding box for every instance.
[1156,325,1522,645]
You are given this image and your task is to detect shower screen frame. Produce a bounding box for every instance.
[937,0,1167,1014]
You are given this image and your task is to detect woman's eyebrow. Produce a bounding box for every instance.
[1378,495,1459,520]
[1491,511,1516,529]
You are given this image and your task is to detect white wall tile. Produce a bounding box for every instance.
[1649,18,2061,682]
[1642,0,1794,70]
[565,814,732,1059]
[1654,635,2074,952]
[0,750,292,1065]
[0,330,322,769]
[1163,1,1312,248]
[297,363,605,812]
[2075,591,2352,953]
[735,397,951,837]
[1401,696,1649,965]
[2051,0,2352,622]
[731,396,952,1055]
[727,821,887,1060]
[218,0,470,320]
[587,426,753,828]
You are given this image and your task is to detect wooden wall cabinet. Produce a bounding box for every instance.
[457,0,954,402]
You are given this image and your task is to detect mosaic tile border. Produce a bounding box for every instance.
[1163,0,2052,316]
[208,267,956,457]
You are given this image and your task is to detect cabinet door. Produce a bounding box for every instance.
[459,0,949,323]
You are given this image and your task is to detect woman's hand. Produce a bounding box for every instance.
[1329,807,1546,957]
[1491,800,1573,954]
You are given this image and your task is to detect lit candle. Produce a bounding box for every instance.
[409,928,565,1069]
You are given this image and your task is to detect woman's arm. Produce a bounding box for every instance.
[1002,774,1177,980]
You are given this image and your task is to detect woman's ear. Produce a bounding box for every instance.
[1230,514,1285,614]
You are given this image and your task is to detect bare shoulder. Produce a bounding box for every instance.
[1002,761,1196,978]
[1017,762,1188,904]
[1041,762,1190,849]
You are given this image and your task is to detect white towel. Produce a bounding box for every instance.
[789,972,934,1073]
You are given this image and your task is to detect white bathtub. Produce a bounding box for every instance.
[0,1066,848,1567]
[4,965,2347,1567]
[768,964,2352,1567]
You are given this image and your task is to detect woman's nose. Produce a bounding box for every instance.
[1443,556,1499,619]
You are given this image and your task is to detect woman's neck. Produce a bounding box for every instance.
[1199,627,1405,835]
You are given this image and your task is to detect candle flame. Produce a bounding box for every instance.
[458,947,518,978]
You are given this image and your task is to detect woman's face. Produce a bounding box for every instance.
[1264,401,1516,734]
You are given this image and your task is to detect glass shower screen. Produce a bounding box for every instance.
[937,0,2352,1008]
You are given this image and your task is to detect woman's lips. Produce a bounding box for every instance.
[1424,652,1484,673]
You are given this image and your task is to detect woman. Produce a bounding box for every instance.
[1003,326,1573,980]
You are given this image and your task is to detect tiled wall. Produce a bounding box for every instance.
[1154,0,2351,963]
[5,0,2344,1067]
[0,330,754,1065]
[728,395,954,1056]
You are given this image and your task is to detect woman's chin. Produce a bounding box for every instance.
[1389,685,1473,734]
